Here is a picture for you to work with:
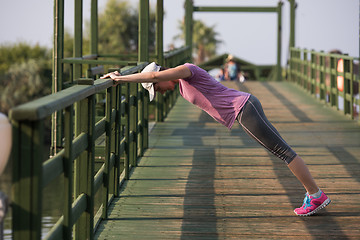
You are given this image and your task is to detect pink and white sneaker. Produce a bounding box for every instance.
[294,191,331,216]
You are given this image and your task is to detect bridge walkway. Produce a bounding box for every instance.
[95,81,360,239]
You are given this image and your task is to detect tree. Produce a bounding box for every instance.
[0,42,52,114]
[173,19,222,64]
[0,59,52,114]
[0,42,51,76]
[96,0,156,55]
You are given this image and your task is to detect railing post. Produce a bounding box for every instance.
[90,0,98,55]
[344,57,351,115]
[139,0,149,154]
[122,83,130,179]
[114,85,122,196]
[102,87,113,219]
[330,55,337,107]
[156,0,164,66]
[129,83,138,167]
[11,120,44,240]
[349,59,354,119]
[320,51,326,101]
[63,105,74,239]
[288,0,296,49]
[52,0,65,156]
[276,1,283,81]
[185,0,193,62]
[303,50,308,89]
[74,95,95,239]
[109,87,117,195]
[310,50,316,95]
[74,0,83,80]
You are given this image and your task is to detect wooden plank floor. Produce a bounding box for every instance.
[95,81,360,239]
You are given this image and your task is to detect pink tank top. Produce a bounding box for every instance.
[179,63,250,129]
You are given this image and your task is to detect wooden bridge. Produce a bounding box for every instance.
[94,81,360,239]
[2,0,360,239]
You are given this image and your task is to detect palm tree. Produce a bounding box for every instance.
[173,19,222,64]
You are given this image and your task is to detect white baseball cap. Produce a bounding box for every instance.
[141,62,161,102]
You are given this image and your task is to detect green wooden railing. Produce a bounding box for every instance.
[9,46,190,240]
[288,47,360,122]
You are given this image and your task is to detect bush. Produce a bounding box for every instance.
[0,59,52,114]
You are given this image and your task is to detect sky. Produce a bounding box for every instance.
[0,0,358,65]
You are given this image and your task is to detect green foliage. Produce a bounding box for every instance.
[173,19,222,64]
[0,42,51,76]
[97,0,156,55]
[63,29,90,58]
[0,59,52,114]
[0,42,52,114]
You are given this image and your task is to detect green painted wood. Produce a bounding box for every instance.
[9,79,112,121]
[193,6,278,13]
[114,85,122,196]
[42,150,64,188]
[156,0,164,66]
[184,0,193,62]
[52,0,65,155]
[95,82,360,239]
[102,87,113,219]
[74,97,88,239]
[129,83,138,167]
[30,121,44,240]
[63,106,74,239]
[87,95,96,240]
[288,0,296,49]
[276,1,283,81]
[74,0,83,80]
[289,48,359,123]
[90,0,98,56]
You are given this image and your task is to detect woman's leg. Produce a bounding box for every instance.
[238,95,330,216]
[287,155,318,194]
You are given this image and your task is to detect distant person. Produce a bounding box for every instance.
[225,55,239,81]
[216,67,226,81]
[102,62,331,216]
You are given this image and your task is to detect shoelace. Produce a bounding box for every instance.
[303,194,311,209]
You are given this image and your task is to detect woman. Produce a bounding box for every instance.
[101,62,331,216]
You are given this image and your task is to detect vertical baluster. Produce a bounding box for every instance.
[349,59,354,119]
[137,83,144,157]
[320,52,325,101]
[311,51,316,95]
[114,85,121,196]
[129,83,137,167]
[303,50,307,90]
[102,87,112,219]
[63,105,74,239]
[343,58,351,115]
[122,83,130,180]
[330,55,336,107]
[109,87,116,196]
[88,95,95,239]
[12,120,44,240]
[31,120,44,240]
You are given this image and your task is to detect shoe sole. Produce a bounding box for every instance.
[294,198,331,216]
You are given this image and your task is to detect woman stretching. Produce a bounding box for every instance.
[101,62,331,216]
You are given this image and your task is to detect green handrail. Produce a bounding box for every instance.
[288,47,360,123]
[8,57,185,239]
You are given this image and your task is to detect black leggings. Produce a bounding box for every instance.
[237,95,297,164]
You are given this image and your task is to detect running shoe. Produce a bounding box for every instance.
[294,191,331,216]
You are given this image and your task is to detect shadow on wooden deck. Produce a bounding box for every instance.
[95,81,360,239]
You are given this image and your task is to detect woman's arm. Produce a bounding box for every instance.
[101,65,192,84]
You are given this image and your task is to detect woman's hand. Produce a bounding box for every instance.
[100,71,121,80]
[101,71,123,85]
